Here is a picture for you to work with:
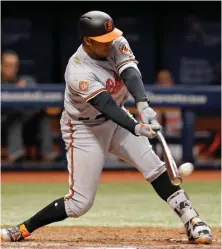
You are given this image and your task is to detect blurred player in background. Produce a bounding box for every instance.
[155,69,182,135]
[1,50,60,162]
[154,69,182,162]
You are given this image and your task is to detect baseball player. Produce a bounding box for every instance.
[1,11,212,244]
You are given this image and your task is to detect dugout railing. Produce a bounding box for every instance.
[1,84,221,171]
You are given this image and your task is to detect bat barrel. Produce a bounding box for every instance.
[156,131,182,186]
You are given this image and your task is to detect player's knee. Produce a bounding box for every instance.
[76,198,94,217]
[65,197,94,218]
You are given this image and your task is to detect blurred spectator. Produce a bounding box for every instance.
[155,69,182,135]
[154,69,221,161]
[152,69,182,162]
[1,50,60,163]
[155,69,175,88]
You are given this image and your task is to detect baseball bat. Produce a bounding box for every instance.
[156,130,182,186]
[122,106,182,186]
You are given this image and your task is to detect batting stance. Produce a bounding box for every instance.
[1,11,212,244]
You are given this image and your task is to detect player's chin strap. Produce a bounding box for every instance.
[167,189,199,225]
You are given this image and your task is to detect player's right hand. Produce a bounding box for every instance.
[134,123,159,139]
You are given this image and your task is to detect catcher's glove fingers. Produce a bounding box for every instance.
[134,123,157,139]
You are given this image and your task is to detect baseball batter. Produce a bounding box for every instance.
[1,11,212,244]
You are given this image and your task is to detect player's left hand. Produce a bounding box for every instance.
[137,102,161,130]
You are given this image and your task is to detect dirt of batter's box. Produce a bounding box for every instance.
[1,226,221,249]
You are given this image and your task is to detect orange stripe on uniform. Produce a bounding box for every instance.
[116,59,137,71]
[64,119,75,200]
[85,88,107,102]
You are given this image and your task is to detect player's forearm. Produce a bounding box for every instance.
[87,91,138,135]
[120,67,148,103]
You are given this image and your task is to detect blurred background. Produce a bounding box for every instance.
[1,1,221,241]
[1,1,221,170]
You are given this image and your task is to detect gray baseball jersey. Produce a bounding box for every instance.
[60,36,166,218]
[62,36,139,121]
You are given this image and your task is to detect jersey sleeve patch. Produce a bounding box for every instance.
[78,80,90,93]
[119,43,133,55]
[112,36,138,74]
[67,73,107,100]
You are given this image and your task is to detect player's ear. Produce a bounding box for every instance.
[83,37,92,47]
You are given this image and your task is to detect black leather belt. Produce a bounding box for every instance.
[78,114,105,121]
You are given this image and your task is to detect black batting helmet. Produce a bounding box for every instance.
[78,10,123,43]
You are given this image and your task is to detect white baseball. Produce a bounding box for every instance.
[179,163,194,176]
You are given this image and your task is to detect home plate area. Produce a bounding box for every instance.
[1,243,221,249]
[1,226,221,249]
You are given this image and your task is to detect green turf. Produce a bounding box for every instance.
[1,181,221,228]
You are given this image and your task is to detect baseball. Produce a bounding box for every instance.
[179,163,194,176]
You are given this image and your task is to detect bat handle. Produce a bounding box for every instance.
[156,130,166,145]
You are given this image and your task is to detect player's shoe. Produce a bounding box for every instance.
[1,224,31,242]
[185,217,212,244]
